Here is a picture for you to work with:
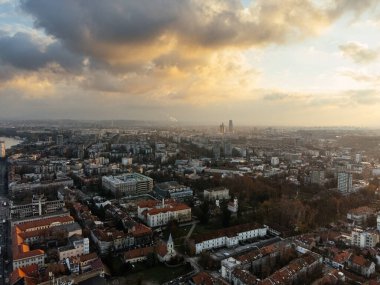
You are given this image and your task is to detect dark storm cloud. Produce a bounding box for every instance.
[0,32,83,71]
[20,0,378,63]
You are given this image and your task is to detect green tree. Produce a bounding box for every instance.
[220,200,231,227]
[198,200,210,225]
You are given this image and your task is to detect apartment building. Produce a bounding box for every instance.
[188,224,267,255]
[137,199,191,227]
[351,228,379,248]
[102,173,153,196]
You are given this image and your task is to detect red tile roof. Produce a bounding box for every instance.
[17,215,74,232]
[12,215,75,263]
[351,255,371,267]
[147,203,190,215]
[137,199,159,208]
[191,272,217,285]
[80,252,98,263]
[131,223,152,237]
[333,251,352,264]
[9,264,38,285]
[156,242,168,257]
[124,246,155,260]
[232,268,257,284]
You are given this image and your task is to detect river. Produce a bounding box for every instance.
[0,137,22,149]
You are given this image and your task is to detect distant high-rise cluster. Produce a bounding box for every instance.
[219,120,234,134]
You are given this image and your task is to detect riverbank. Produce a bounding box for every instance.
[0,137,22,149]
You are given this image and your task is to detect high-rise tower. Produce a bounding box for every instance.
[0,141,5,158]
[219,123,225,134]
[0,142,8,195]
[337,171,352,194]
[228,120,234,133]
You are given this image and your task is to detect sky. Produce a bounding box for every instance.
[1,0,380,126]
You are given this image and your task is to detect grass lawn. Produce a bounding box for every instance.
[118,263,192,284]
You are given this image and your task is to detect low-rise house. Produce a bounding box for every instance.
[128,222,152,246]
[90,228,134,255]
[316,269,345,285]
[124,246,155,264]
[347,255,375,278]
[204,187,230,201]
[329,250,352,269]
[58,235,90,261]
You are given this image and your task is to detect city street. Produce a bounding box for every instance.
[0,196,10,285]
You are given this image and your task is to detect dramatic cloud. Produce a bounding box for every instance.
[19,0,378,69]
[339,42,379,64]
[0,0,380,125]
[0,32,84,72]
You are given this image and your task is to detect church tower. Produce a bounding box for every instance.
[167,233,174,255]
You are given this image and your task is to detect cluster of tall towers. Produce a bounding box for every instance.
[219,120,234,134]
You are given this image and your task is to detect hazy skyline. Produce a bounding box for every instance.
[1,0,380,126]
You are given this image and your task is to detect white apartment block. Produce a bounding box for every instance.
[190,224,267,254]
[146,205,191,227]
[138,200,191,227]
[102,173,153,196]
[338,172,353,194]
[351,228,379,248]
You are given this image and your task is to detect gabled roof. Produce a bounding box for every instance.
[191,272,219,285]
[351,254,372,268]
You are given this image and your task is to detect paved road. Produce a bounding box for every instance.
[184,223,197,240]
